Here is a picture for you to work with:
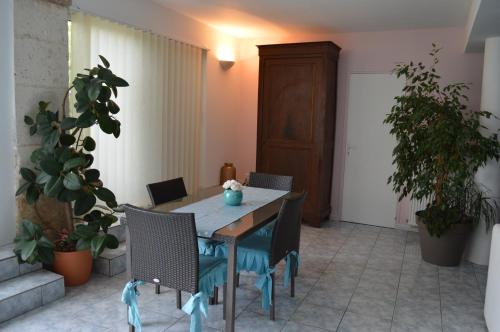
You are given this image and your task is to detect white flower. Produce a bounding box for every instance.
[230,181,242,191]
[222,180,232,189]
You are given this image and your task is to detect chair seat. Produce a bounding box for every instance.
[215,234,271,275]
[199,255,226,277]
[198,238,221,255]
[253,219,276,237]
[198,255,227,296]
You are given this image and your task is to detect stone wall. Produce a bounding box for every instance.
[14,0,70,236]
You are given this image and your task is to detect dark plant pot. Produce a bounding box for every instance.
[416,212,472,266]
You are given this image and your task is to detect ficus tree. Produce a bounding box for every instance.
[384,45,500,237]
[14,55,128,264]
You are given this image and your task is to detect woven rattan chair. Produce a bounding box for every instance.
[146,177,221,301]
[123,205,227,331]
[247,172,293,236]
[247,172,293,191]
[215,192,306,320]
[146,177,187,208]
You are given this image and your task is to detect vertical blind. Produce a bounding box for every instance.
[70,12,205,206]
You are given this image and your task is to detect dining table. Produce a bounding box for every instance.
[122,185,298,332]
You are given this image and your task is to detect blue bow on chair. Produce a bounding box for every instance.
[284,251,301,288]
[182,292,209,332]
[255,267,276,310]
[121,280,145,331]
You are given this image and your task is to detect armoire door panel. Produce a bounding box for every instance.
[259,145,317,213]
[261,59,320,143]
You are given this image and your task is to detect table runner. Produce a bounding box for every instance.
[172,186,288,237]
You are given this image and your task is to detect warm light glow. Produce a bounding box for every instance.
[216,45,236,62]
[213,25,262,39]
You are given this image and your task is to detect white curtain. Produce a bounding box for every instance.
[70,12,205,206]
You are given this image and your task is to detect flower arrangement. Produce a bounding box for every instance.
[222,180,243,206]
[222,179,242,191]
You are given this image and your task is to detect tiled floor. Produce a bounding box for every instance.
[0,221,488,332]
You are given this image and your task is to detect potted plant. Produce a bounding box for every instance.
[384,45,500,266]
[13,55,128,285]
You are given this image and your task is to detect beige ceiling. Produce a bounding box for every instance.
[154,0,473,38]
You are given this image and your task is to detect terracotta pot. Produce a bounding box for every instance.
[53,249,93,286]
[416,212,472,266]
[220,162,236,185]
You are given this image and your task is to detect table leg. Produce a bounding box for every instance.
[225,241,237,332]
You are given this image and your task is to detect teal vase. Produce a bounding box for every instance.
[224,189,243,206]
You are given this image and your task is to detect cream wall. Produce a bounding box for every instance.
[72,0,242,187]
[235,27,484,221]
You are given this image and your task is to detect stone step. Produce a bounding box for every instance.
[93,242,126,277]
[0,244,42,283]
[0,269,64,323]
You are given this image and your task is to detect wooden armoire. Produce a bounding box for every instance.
[256,41,340,227]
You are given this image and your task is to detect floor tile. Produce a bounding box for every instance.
[291,302,344,331]
[281,320,328,332]
[347,292,396,321]
[234,310,286,332]
[338,311,391,332]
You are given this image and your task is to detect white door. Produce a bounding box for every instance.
[341,73,403,227]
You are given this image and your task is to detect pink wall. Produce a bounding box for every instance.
[236,27,484,221]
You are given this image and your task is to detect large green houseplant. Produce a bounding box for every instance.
[14,56,128,284]
[385,45,500,266]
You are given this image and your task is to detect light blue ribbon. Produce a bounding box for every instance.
[182,292,209,332]
[121,280,145,331]
[284,251,301,288]
[255,267,276,310]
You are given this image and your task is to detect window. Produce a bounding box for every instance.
[69,12,205,205]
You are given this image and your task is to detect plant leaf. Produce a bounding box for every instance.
[88,79,102,101]
[75,237,91,251]
[75,110,96,128]
[20,240,37,261]
[24,115,34,125]
[42,129,60,148]
[37,236,55,249]
[44,176,64,197]
[74,193,96,215]
[82,136,96,151]
[90,235,106,258]
[107,100,120,114]
[63,157,86,171]
[15,182,31,196]
[63,172,82,190]
[40,158,62,176]
[98,114,116,134]
[95,187,115,202]
[37,246,54,264]
[20,168,36,182]
[61,117,77,130]
[99,55,110,68]
[59,134,76,146]
[26,184,40,204]
[36,172,52,185]
[84,169,100,182]
[104,234,119,249]
[57,188,81,202]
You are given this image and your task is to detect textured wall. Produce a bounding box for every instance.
[14,0,70,235]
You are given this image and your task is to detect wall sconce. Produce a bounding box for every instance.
[219,60,235,70]
[217,46,235,70]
